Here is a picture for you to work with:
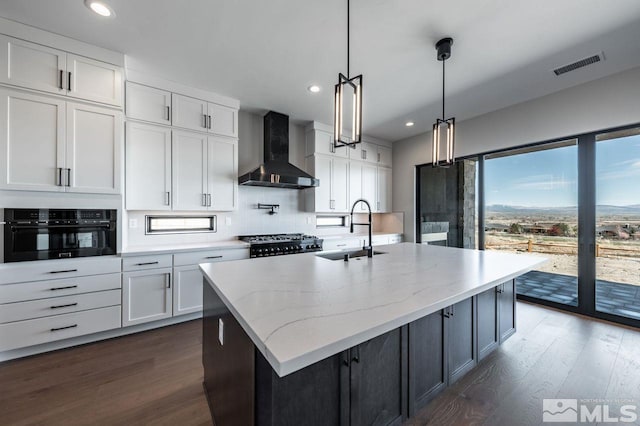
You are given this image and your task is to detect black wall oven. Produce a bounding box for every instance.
[3,209,117,263]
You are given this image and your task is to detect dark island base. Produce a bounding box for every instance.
[203,279,516,426]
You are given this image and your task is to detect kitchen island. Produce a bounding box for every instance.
[200,243,544,426]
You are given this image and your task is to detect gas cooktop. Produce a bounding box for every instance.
[239,234,323,258]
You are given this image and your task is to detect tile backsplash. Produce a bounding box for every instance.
[124,186,403,248]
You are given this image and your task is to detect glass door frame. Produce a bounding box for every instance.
[415,122,640,329]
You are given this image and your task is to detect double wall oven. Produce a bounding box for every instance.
[3,209,117,263]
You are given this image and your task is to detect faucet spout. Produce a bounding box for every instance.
[350,199,373,258]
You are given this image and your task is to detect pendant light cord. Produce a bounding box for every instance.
[347,0,350,78]
[442,59,445,120]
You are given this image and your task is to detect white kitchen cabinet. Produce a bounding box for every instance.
[207,136,238,211]
[125,122,172,210]
[171,94,208,132]
[0,35,66,95]
[377,167,392,212]
[362,164,378,212]
[0,88,122,194]
[122,268,173,326]
[173,265,204,316]
[305,129,349,158]
[306,154,349,213]
[125,82,171,125]
[208,103,238,138]
[0,88,65,192]
[349,161,363,209]
[360,142,378,164]
[377,146,392,167]
[172,130,208,211]
[67,54,122,106]
[0,35,122,106]
[171,131,237,211]
[66,102,121,194]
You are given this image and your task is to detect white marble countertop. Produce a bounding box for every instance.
[121,240,249,256]
[200,242,545,377]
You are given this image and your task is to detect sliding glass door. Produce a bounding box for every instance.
[595,129,640,321]
[484,141,579,306]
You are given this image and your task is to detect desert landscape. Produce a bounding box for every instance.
[484,205,640,287]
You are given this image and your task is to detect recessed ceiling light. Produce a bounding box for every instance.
[405,121,415,127]
[84,0,115,17]
[308,85,321,93]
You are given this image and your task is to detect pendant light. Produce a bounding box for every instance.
[432,37,455,167]
[334,0,363,148]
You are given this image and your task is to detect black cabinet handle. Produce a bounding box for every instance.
[203,114,207,128]
[68,72,72,92]
[49,269,78,274]
[166,106,171,121]
[208,115,212,129]
[51,302,78,309]
[65,168,71,187]
[50,285,78,291]
[206,255,223,259]
[59,70,64,89]
[135,261,159,266]
[351,346,360,363]
[56,167,63,186]
[51,324,78,332]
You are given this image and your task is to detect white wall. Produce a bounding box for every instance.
[393,66,640,242]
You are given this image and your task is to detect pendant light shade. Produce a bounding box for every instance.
[432,37,455,167]
[334,0,363,148]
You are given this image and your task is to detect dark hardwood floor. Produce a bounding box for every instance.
[1,302,639,425]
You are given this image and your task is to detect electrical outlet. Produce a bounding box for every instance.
[225,217,232,226]
[218,319,224,345]
[129,219,138,229]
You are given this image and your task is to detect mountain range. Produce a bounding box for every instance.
[486,204,640,216]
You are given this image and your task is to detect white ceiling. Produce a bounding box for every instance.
[1,0,640,141]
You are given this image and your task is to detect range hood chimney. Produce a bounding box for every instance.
[238,111,319,189]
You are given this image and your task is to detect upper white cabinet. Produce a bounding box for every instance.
[0,35,66,96]
[125,122,172,210]
[0,89,65,192]
[66,102,121,194]
[125,82,172,125]
[172,94,208,132]
[207,136,238,211]
[377,146,392,167]
[362,164,378,211]
[377,167,392,213]
[67,54,122,106]
[0,88,122,194]
[171,94,238,138]
[0,35,123,107]
[208,102,238,138]
[172,130,208,211]
[305,129,349,159]
[306,154,349,213]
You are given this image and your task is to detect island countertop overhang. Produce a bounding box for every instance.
[200,243,545,377]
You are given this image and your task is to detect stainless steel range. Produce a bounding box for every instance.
[239,234,323,258]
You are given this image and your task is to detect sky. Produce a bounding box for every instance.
[485,134,640,207]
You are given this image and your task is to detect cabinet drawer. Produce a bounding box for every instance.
[0,273,121,304]
[0,257,121,285]
[389,235,403,244]
[173,248,249,266]
[0,305,121,352]
[0,289,121,324]
[372,236,389,246]
[122,254,173,271]
[323,238,363,251]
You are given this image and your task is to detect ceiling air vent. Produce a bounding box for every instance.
[553,52,605,76]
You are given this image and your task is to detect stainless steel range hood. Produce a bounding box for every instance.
[238,111,319,189]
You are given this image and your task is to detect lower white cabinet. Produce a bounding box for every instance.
[122,268,173,326]
[173,266,204,316]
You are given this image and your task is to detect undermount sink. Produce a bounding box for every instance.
[316,249,386,261]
